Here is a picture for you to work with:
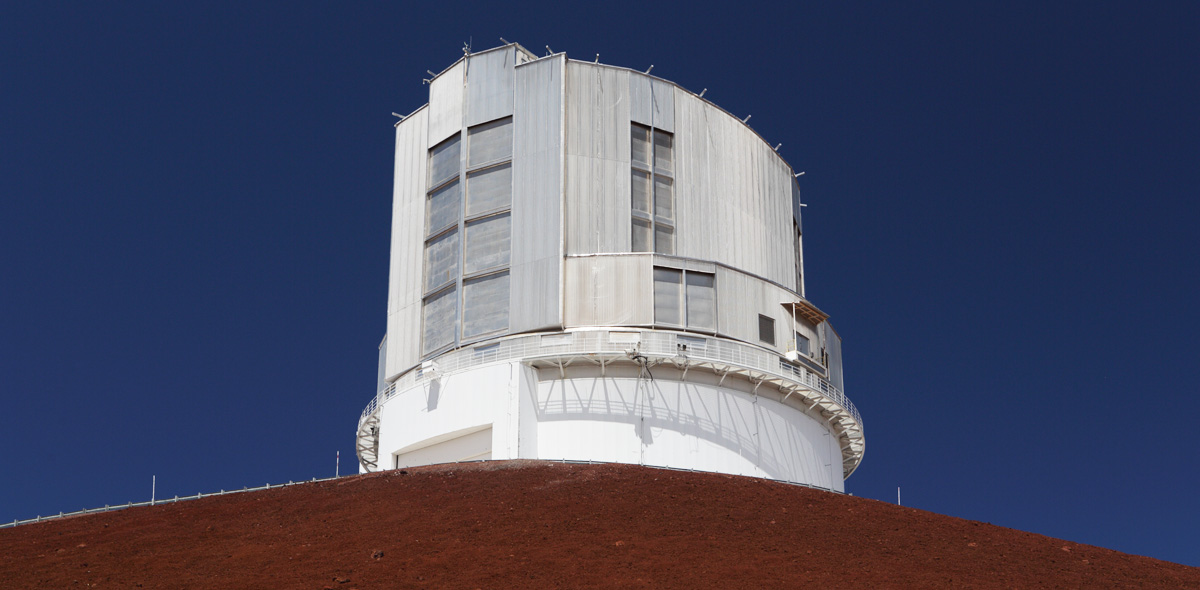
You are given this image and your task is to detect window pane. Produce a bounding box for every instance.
[654,224,674,255]
[796,333,811,356]
[632,218,652,252]
[464,213,510,274]
[758,314,776,345]
[686,272,715,331]
[426,180,460,236]
[632,170,651,214]
[424,229,459,292]
[631,124,651,167]
[422,287,457,354]
[653,130,673,173]
[468,118,512,167]
[429,135,461,188]
[654,176,673,220]
[462,272,509,338]
[653,268,683,326]
[466,163,512,216]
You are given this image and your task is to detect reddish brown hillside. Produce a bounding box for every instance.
[1,461,1196,589]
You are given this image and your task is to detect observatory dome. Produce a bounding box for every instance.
[356,42,863,491]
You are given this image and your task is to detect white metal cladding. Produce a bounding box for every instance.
[564,62,632,255]
[510,55,564,333]
[427,61,464,147]
[563,255,653,327]
[673,92,797,291]
[823,322,844,392]
[464,47,517,127]
[629,73,675,132]
[385,108,428,380]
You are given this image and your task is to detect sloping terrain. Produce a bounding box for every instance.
[2,460,1196,589]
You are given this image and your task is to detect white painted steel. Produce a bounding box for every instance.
[510,55,564,334]
[385,108,428,380]
[564,62,632,255]
[427,61,464,147]
[464,47,516,127]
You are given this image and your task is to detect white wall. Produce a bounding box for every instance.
[534,370,842,491]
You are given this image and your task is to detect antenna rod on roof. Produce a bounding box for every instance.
[645,65,654,74]
[422,78,432,85]
[546,45,553,55]
[699,88,707,97]
[742,114,752,123]
[794,171,805,177]
[774,143,782,151]
[391,112,406,121]
[595,54,600,63]
[500,37,508,44]
[427,70,436,77]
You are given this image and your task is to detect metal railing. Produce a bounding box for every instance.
[1,476,342,530]
[362,329,861,427]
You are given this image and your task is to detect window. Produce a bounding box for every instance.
[795,332,811,356]
[421,118,514,356]
[631,123,674,254]
[758,315,776,346]
[654,267,715,331]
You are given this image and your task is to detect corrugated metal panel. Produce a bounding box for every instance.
[386,108,429,379]
[510,55,564,333]
[823,321,844,392]
[564,155,630,253]
[563,255,652,327]
[713,265,797,354]
[630,73,674,132]
[673,92,796,291]
[465,47,516,127]
[427,61,464,147]
[564,62,631,254]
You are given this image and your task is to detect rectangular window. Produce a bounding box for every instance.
[631,123,675,253]
[795,333,811,356]
[422,287,457,355]
[653,268,683,326]
[685,272,716,331]
[423,230,459,293]
[467,117,513,167]
[426,180,461,236]
[466,163,512,216]
[654,267,715,332]
[429,135,461,189]
[758,315,776,346]
[464,213,511,274]
[462,272,509,338]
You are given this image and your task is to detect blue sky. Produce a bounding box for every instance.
[2,1,1197,567]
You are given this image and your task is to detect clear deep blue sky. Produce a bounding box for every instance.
[2,1,1197,567]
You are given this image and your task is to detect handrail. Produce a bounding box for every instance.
[362,329,860,426]
[1,476,342,530]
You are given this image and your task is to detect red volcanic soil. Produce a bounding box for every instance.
[2,461,1197,589]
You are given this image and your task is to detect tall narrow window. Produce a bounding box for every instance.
[653,267,715,332]
[421,117,514,356]
[632,123,674,254]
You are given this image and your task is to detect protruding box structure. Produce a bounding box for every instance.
[358,43,864,491]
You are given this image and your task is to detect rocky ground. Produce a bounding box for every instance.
[2,460,1197,589]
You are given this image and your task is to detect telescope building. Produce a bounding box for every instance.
[356,43,864,491]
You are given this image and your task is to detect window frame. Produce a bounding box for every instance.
[631,123,675,254]
[758,314,776,346]
[652,266,716,333]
